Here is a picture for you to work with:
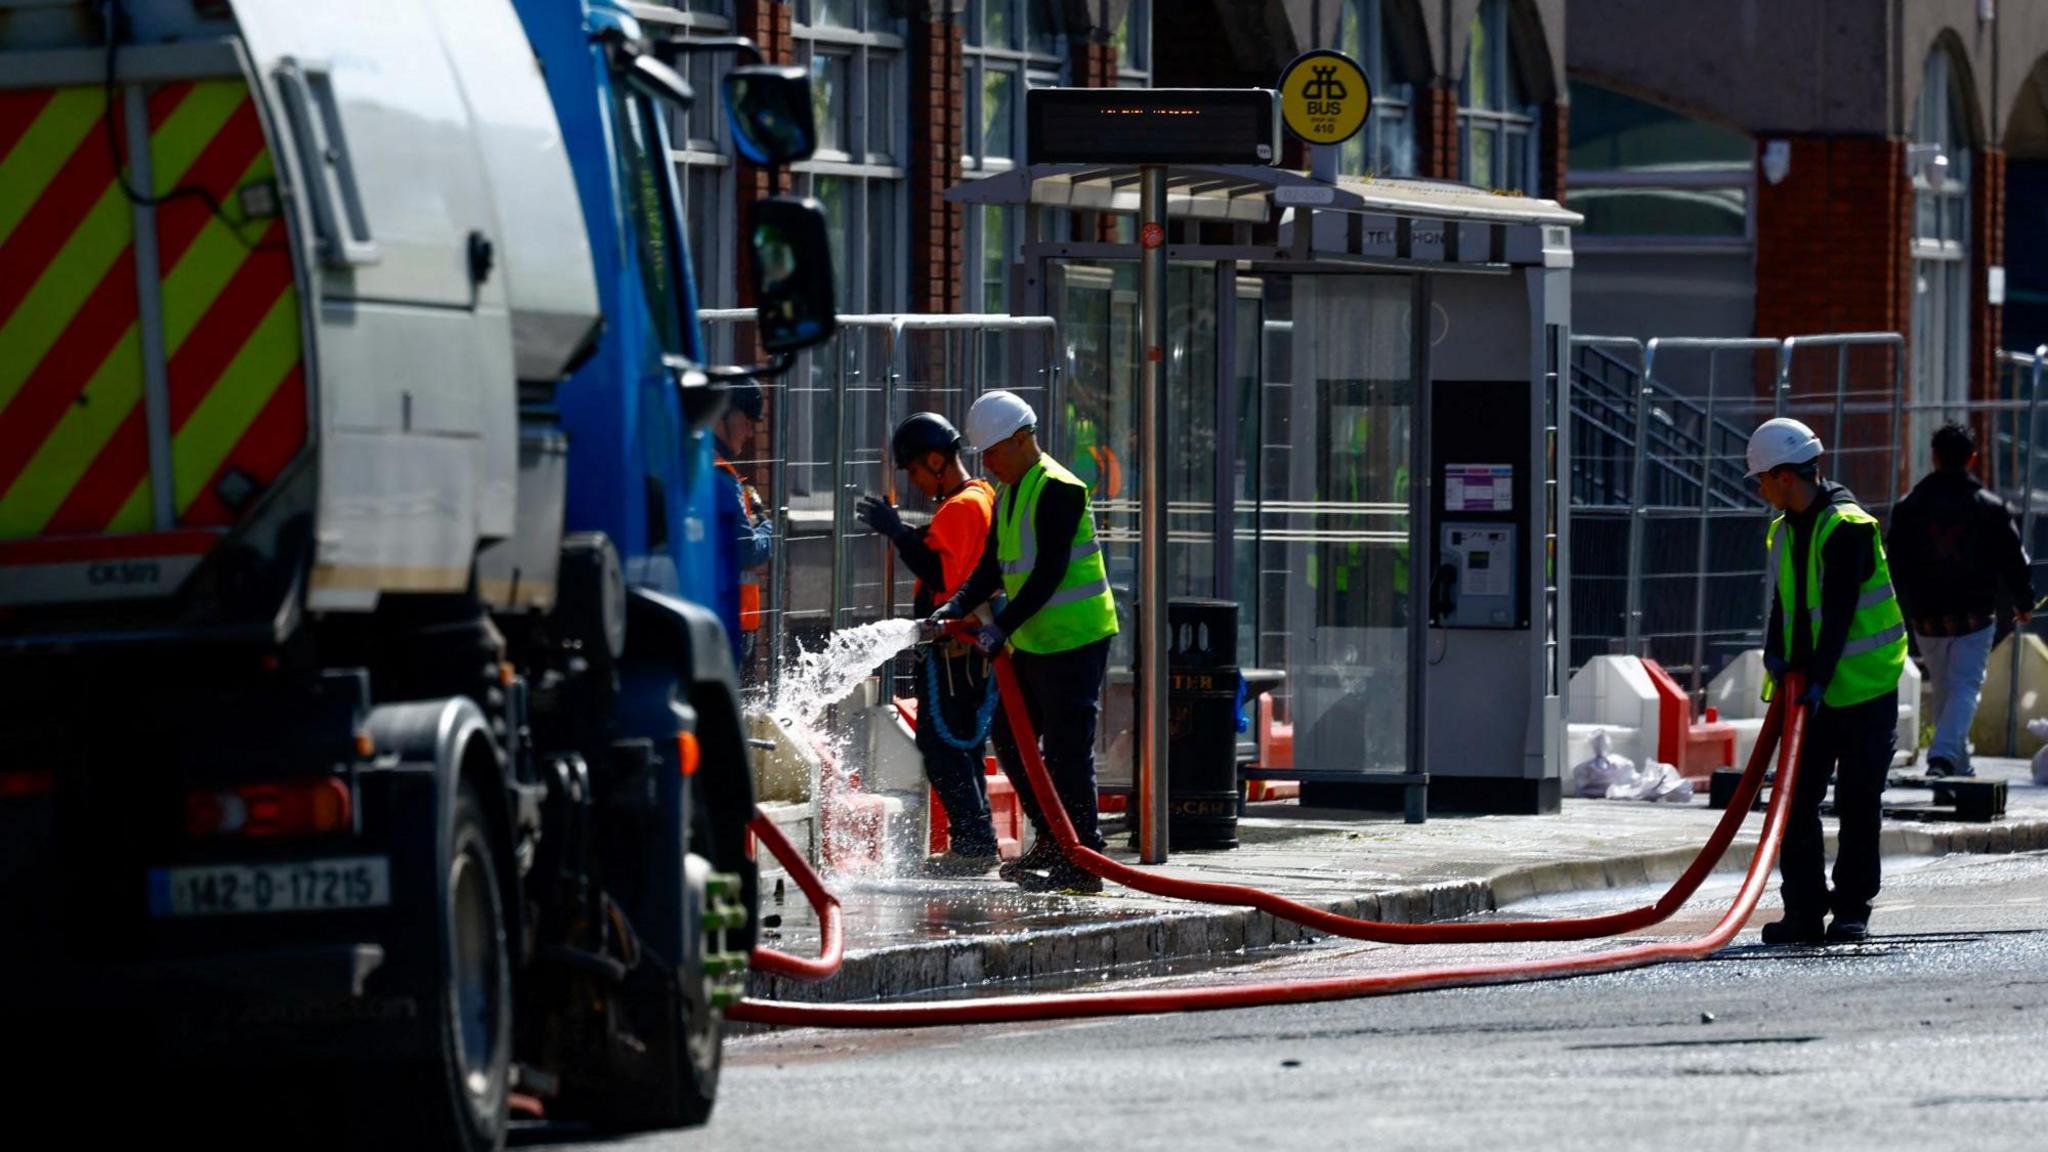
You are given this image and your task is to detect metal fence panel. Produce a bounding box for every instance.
[698,312,1060,688]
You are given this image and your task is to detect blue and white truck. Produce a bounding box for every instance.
[0,0,833,1145]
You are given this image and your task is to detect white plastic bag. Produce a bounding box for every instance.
[2029,718,2048,786]
[1605,760,1695,803]
[1572,730,1635,798]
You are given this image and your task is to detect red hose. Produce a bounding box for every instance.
[746,811,844,982]
[976,653,1784,944]
[734,659,1807,1026]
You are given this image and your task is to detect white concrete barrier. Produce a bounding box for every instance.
[1566,656,1660,770]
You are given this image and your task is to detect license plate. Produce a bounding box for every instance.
[147,856,391,918]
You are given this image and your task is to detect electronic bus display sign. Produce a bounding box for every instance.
[1026,88,1280,166]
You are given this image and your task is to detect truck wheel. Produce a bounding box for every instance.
[675,970,722,1126]
[433,782,513,1152]
[676,812,726,1127]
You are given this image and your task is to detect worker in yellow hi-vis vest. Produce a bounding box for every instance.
[1748,417,1906,947]
[931,390,1119,895]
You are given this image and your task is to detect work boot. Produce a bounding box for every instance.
[999,838,1061,882]
[1824,917,1870,944]
[925,849,1001,878]
[1013,859,1104,895]
[1760,917,1826,945]
[1925,756,1956,778]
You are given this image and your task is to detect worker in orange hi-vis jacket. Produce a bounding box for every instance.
[857,412,1003,876]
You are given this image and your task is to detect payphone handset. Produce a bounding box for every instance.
[1437,522,1516,629]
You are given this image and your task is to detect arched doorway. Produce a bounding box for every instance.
[2004,56,2048,358]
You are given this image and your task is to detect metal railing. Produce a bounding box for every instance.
[1571,334,2048,748]
[1569,333,1905,695]
[699,311,1060,687]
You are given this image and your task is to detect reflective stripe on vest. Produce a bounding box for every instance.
[995,455,1119,655]
[1766,501,1907,707]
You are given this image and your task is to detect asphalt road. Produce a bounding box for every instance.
[547,850,2048,1152]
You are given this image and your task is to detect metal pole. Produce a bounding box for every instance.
[1689,350,1718,698]
[1214,261,1238,601]
[2007,348,2045,756]
[830,338,849,632]
[767,338,790,687]
[881,321,903,621]
[1137,165,1170,865]
[1843,338,1859,450]
[1406,273,1433,819]
[1623,343,1657,656]
[1889,336,1908,503]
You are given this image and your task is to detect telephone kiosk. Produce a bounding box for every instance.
[1420,269,1568,814]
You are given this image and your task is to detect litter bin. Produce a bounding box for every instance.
[1168,598,1241,849]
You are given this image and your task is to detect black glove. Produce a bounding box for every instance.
[855,494,906,540]
[1796,680,1827,713]
[970,622,1007,656]
[1763,651,1790,681]
[923,603,960,638]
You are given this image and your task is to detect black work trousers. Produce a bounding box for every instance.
[989,637,1112,852]
[1778,690,1897,924]
[912,646,1000,856]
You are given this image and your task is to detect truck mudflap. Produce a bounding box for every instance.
[0,75,307,608]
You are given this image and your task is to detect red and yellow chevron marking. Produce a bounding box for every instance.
[0,78,304,543]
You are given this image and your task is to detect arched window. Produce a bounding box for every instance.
[1564,79,1751,240]
[1459,0,1539,193]
[1333,0,1417,178]
[1912,47,1973,415]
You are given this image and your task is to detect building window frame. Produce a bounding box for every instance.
[1332,0,1417,178]
[1562,78,1753,253]
[1911,46,1973,422]
[791,1,908,318]
[964,0,1063,317]
[1114,0,1152,88]
[645,2,741,348]
[1458,0,1539,194]
[786,2,909,509]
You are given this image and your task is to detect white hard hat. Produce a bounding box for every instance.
[1745,417,1824,478]
[963,390,1037,452]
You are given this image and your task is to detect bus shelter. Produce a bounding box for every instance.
[951,164,1579,814]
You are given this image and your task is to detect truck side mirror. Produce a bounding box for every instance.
[623,51,694,110]
[748,196,836,356]
[723,66,815,165]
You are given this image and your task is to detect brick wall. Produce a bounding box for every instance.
[1419,83,1461,180]
[910,16,965,313]
[1542,99,1568,200]
[1069,35,1117,89]
[1754,135,1912,490]
[1755,135,1911,342]
[1974,147,2007,403]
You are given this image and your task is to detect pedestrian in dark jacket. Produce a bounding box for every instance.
[1886,423,2035,777]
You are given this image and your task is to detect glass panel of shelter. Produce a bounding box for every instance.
[1044,259,1417,787]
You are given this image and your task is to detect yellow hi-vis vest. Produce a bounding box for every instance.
[1766,501,1907,708]
[995,455,1119,655]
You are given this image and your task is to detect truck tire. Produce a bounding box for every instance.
[676,808,726,1127]
[430,781,513,1152]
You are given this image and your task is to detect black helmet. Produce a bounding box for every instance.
[891,412,963,469]
[727,378,765,420]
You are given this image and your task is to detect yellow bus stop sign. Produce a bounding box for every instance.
[1279,50,1371,147]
